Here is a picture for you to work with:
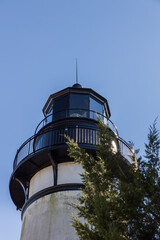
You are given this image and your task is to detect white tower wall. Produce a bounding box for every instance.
[20,162,83,240]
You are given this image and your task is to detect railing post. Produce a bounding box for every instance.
[28,140,30,155]
[122,142,124,157]
[76,126,78,143]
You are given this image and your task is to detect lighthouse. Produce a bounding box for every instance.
[9,83,136,240]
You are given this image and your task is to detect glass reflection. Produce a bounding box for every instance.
[70,94,89,118]
[53,94,69,120]
[90,97,103,120]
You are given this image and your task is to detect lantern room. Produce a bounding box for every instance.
[41,83,111,131]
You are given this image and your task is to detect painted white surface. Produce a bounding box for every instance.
[29,166,53,197]
[112,139,118,153]
[20,191,80,240]
[57,162,83,185]
[23,162,83,240]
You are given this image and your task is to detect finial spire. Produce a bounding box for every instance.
[76,58,78,84]
[72,59,82,88]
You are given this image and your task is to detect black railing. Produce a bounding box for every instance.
[34,109,119,136]
[13,126,137,170]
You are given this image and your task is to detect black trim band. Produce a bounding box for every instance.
[21,183,84,219]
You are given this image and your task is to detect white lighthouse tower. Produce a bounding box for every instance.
[9,83,136,240]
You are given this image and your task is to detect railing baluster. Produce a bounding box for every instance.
[76,126,78,143]
[91,129,93,144]
[122,143,124,157]
[28,141,30,155]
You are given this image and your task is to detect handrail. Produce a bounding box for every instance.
[108,119,119,136]
[34,108,119,136]
[118,136,138,168]
[13,126,137,171]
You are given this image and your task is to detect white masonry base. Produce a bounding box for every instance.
[20,163,83,240]
[20,191,80,240]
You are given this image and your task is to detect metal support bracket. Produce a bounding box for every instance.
[48,152,57,186]
[15,178,28,204]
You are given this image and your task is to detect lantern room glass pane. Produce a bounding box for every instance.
[44,99,53,124]
[53,94,69,120]
[45,99,53,116]
[90,97,103,120]
[70,94,89,118]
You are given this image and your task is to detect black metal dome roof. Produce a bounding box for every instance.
[72,83,82,88]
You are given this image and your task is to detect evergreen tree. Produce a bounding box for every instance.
[66,119,160,240]
[139,119,160,239]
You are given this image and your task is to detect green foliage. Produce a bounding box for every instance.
[139,118,160,239]
[145,118,160,169]
[66,119,160,240]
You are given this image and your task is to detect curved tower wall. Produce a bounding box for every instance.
[21,163,83,240]
[21,191,80,240]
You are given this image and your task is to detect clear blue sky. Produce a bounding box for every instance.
[1,0,160,239]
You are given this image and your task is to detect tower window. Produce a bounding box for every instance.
[70,94,89,118]
[53,94,69,120]
[90,97,103,120]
